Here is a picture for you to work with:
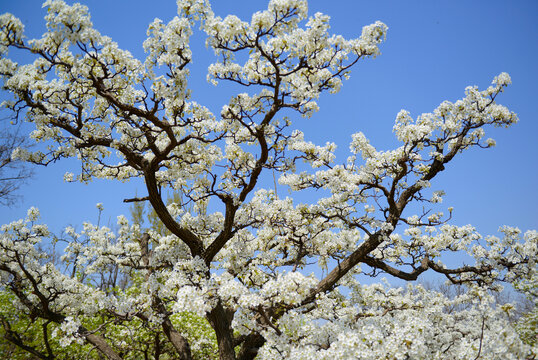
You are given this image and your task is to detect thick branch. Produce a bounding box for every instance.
[84,331,123,360]
[160,316,193,360]
[144,170,204,257]
[303,232,383,304]
[203,101,278,265]
[427,260,494,284]
[236,333,265,360]
[203,197,237,265]
[362,255,430,281]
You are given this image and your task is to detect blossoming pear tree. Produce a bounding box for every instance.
[0,0,536,359]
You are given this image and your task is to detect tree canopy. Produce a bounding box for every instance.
[0,0,536,359]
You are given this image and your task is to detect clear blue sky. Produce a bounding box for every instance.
[1,0,537,241]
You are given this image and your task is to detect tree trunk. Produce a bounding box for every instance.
[208,303,236,360]
[237,333,265,360]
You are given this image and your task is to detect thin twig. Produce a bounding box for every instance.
[474,316,486,360]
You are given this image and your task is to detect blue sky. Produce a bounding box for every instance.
[1,0,537,243]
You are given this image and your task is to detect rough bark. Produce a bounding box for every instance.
[161,318,193,360]
[84,332,123,360]
[236,333,265,360]
[208,303,236,360]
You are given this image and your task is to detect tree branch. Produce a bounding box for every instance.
[362,255,430,281]
[143,170,204,257]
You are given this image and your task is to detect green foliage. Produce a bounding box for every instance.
[0,285,219,359]
[172,312,219,360]
[513,278,538,347]
[128,194,220,359]
[0,191,219,359]
[0,290,93,359]
[516,308,538,347]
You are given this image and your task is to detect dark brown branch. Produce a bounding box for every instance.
[143,170,204,257]
[203,95,279,266]
[42,321,54,360]
[160,314,192,360]
[303,232,383,304]
[0,316,52,360]
[427,260,493,284]
[474,316,486,360]
[236,333,265,360]
[123,196,150,203]
[362,255,430,281]
[83,331,123,360]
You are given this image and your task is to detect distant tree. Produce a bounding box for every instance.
[0,121,32,206]
[0,1,536,360]
[514,273,538,348]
